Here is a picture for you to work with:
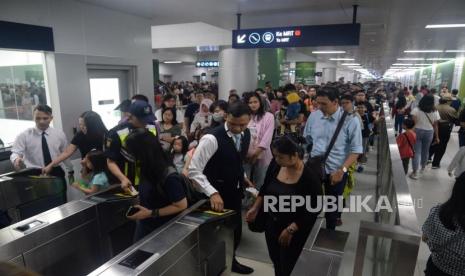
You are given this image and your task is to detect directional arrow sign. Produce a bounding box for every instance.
[237,34,246,44]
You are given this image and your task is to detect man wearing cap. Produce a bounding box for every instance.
[114,99,131,125]
[428,95,457,169]
[105,100,158,192]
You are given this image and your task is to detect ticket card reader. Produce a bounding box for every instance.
[88,200,236,276]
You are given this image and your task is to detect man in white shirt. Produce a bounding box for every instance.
[188,101,254,274]
[10,104,72,178]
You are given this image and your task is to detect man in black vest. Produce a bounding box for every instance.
[188,101,253,274]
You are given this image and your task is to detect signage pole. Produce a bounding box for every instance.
[352,5,358,24]
[236,13,242,30]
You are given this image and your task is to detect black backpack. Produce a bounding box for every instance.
[157,166,206,206]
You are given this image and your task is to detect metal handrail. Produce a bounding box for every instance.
[353,103,421,276]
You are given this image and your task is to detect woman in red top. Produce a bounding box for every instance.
[396,118,416,174]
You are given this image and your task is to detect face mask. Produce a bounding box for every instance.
[369,99,376,104]
[212,113,224,122]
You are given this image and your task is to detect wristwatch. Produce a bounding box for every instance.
[341,166,348,173]
[151,209,160,218]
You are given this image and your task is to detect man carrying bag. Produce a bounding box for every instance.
[303,87,363,230]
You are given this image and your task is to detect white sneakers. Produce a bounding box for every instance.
[409,172,419,180]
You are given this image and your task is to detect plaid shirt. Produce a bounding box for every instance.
[422,205,465,276]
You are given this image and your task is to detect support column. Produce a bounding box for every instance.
[258,48,286,88]
[323,68,336,83]
[218,48,257,100]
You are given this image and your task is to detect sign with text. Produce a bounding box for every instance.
[295,62,316,85]
[232,23,360,49]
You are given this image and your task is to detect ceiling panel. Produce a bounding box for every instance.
[79,0,465,74]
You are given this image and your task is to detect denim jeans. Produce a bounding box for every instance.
[394,114,404,134]
[412,128,434,171]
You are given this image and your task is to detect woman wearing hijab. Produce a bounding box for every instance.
[190,98,213,137]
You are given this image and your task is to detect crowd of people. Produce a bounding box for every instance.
[6,79,465,276]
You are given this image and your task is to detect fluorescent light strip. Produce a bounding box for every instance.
[426,58,454,61]
[312,51,346,54]
[164,61,182,64]
[397,58,425,61]
[404,50,443,53]
[392,63,413,66]
[445,50,465,53]
[341,63,360,66]
[414,64,434,66]
[329,58,354,60]
[426,24,465,28]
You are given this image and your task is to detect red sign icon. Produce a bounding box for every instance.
[295,29,301,37]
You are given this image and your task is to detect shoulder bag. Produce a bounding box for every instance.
[306,111,348,182]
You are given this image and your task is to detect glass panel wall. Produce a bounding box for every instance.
[0,50,49,147]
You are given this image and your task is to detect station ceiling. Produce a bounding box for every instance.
[80,0,465,75]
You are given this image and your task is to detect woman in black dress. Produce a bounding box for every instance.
[246,135,323,276]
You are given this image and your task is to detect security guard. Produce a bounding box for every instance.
[105,100,158,193]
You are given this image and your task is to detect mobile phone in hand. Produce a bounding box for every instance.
[126,206,140,217]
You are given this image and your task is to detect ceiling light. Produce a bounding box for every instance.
[392,63,413,66]
[397,58,425,61]
[341,63,360,66]
[312,51,346,54]
[348,65,362,68]
[404,50,443,53]
[445,50,465,53]
[426,58,454,61]
[164,61,182,64]
[329,58,354,61]
[425,24,465,28]
[414,64,434,66]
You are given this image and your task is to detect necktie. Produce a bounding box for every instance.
[233,134,241,151]
[42,132,52,166]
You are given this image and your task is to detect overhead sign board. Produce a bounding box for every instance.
[232,23,360,49]
[196,61,219,68]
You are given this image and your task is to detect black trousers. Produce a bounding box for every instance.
[222,192,243,259]
[402,158,410,174]
[265,218,311,276]
[429,122,452,167]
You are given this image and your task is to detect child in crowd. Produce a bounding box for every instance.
[447,146,465,178]
[396,118,416,174]
[170,136,189,174]
[284,91,301,133]
[356,103,374,172]
[72,150,109,195]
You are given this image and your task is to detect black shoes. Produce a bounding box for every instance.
[232,259,254,274]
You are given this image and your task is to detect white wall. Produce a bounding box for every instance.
[152,22,231,49]
[159,63,218,82]
[1,0,154,140]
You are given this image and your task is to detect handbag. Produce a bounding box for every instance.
[247,160,280,233]
[248,206,267,233]
[306,111,348,182]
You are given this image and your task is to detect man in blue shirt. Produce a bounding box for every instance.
[304,87,363,230]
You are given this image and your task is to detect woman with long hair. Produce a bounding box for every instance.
[246,136,322,276]
[42,111,108,175]
[125,130,187,241]
[158,107,182,150]
[243,92,275,190]
[409,95,440,179]
[422,173,465,276]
